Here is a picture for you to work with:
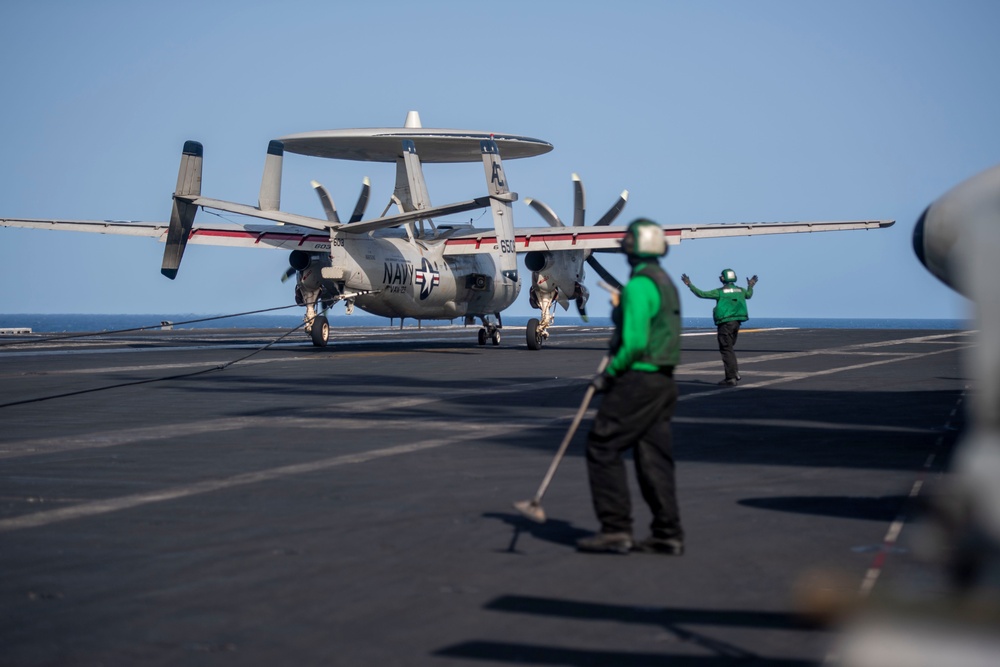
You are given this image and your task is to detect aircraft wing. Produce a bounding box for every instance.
[333,195,498,234]
[2,191,505,251]
[442,219,895,255]
[1,218,169,239]
[176,194,499,235]
[0,217,337,252]
[4,215,894,255]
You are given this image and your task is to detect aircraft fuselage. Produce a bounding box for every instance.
[297,230,520,320]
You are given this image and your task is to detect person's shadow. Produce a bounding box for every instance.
[484,511,592,554]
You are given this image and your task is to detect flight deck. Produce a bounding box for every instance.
[0,325,969,665]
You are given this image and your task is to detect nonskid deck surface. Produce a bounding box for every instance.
[0,326,971,665]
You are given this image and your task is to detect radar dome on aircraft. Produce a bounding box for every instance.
[278,110,553,163]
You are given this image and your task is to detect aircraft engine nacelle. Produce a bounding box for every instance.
[527,248,589,319]
[288,250,332,292]
[288,250,312,272]
[528,250,586,291]
[524,251,553,272]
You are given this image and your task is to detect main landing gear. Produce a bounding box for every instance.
[525,285,556,351]
[309,314,330,347]
[475,315,502,346]
[526,317,547,350]
[298,281,333,348]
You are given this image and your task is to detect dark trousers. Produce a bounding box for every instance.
[585,371,683,540]
[717,320,742,380]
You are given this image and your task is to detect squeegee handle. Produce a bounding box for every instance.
[531,356,610,503]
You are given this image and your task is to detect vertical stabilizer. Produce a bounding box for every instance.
[161,141,202,279]
[258,140,283,211]
[481,139,518,282]
[174,140,202,197]
[394,140,432,213]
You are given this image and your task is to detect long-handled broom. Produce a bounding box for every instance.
[513,355,610,523]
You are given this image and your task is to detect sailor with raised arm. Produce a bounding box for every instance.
[682,269,757,386]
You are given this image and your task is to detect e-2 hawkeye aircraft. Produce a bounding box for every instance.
[1,111,894,348]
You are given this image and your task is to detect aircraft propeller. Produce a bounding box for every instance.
[280,177,372,283]
[311,177,371,224]
[524,174,628,307]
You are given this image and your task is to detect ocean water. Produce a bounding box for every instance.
[0,313,971,334]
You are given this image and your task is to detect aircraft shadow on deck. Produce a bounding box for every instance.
[433,640,813,666]
[174,371,965,473]
[433,595,814,666]
[737,495,910,522]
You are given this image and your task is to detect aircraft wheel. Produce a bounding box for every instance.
[491,329,501,346]
[526,318,543,350]
[310,315,330,347]
[478,328,488,346]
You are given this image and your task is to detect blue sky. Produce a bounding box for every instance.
[1,0,996,321]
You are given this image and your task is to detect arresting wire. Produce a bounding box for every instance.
[0,304,303,348]
[0,304,325,410]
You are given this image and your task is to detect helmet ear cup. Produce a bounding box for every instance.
[621,231,636,255]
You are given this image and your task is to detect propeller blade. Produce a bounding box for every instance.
[586,255,623,291]
[280,266,296,283]
[576,297,589,323]
[594,190,629,226]
[572,173,586,227]
[524,197,564,227]
[348,177,371,223]
[311,180,340,223]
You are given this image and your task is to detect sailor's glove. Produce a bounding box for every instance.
[590,371,615,394]
[747,275,758,288]
[680,273,691,286]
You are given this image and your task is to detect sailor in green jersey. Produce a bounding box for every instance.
[681,269,758,386]
[576,219,685,556]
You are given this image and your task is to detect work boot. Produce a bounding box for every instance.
[718,378,737,386]
[635,536,685,555]
[576,532,633,554]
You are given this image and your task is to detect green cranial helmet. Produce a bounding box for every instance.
[621,218,667,258]
[720,268,737,283]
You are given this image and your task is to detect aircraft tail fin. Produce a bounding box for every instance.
[258,140,283,211]
[481,139,518,282]
[161,140,203,279]
[395,140,432,213]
